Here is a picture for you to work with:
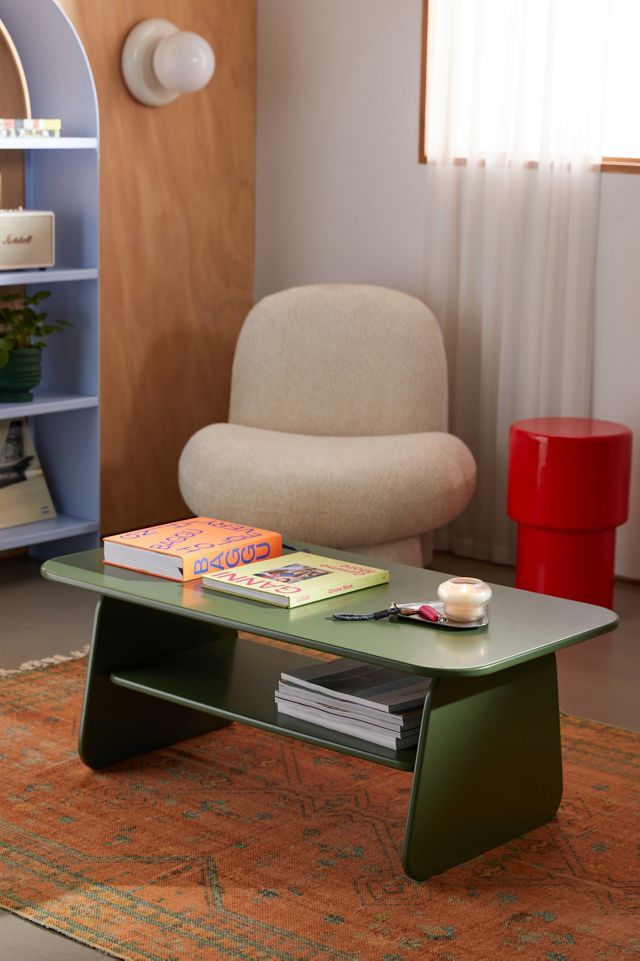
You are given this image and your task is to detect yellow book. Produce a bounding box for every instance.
[202,551,389,608]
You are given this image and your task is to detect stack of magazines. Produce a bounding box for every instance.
[275,658,433,750]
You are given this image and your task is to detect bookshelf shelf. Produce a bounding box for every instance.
[0,267,98,286]
[0,514,98,551]
[0,137,98,150]
[0,390,98,419]
[0,0,100,558]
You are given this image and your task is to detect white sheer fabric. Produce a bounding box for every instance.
[423,0,611,562]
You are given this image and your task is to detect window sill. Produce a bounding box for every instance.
[419,154,640,174]
[601,158,640,174]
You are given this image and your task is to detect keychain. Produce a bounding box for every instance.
[332,602,447,623]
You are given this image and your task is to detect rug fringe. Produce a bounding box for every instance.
[0,646,89,678]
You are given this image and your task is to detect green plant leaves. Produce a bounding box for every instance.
[0,289,70,366]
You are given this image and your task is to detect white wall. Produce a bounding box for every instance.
[255,0,426,300]
[256,0,640,580]
[594,176,640,580]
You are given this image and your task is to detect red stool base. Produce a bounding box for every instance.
[509,417,632,609]
[515,525,615,608]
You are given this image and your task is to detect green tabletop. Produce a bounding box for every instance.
[41,543,618,677]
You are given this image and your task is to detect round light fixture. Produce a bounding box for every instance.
[121,18,215,107]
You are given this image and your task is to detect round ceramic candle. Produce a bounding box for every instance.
[437,576,492,622]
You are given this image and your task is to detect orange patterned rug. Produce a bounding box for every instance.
[0,655,638,961]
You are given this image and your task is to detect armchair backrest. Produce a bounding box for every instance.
[229,284,448,436]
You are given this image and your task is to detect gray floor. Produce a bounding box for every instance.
[0,550,638,960]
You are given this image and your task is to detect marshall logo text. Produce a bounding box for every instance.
[2,234,33,245]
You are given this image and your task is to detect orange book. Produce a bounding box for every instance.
[103,517,282,581]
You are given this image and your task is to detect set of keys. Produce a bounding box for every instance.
[332,602,447,623]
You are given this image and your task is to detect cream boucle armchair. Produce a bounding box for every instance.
[178,284,476,566]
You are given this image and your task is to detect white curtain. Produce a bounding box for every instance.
[423,0,611,563]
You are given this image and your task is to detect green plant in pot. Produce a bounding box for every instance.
[0,289,69,403]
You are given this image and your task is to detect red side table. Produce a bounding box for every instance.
[508,417,632,608]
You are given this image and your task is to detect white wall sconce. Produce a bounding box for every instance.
[121,18,215,107]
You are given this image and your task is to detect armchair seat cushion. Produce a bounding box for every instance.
[179,423,476,548]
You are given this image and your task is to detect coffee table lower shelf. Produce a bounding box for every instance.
[109,637,417,772]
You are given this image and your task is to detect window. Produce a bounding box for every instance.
[420,0,640,172]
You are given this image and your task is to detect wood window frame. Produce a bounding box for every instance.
[418,0,640,174]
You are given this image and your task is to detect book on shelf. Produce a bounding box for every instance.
[201,551,389,608]
[276,701,420,749]
[103,517,282,582]
[0,418,57,530]
[275,657,433,750]
[0,118,62,138]
[275,684,424,739]
[276,683,424,731]
[279,658,432,712]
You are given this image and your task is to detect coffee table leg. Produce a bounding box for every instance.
[402,653,562,880]
[79,596,234,768]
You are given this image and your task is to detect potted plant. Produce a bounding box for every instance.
[0,289,69,402]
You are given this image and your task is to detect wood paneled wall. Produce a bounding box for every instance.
[59,0,256,534]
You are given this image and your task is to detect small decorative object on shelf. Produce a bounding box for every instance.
[0,417,56,530]
[0,118,62,138]
[0,208,55,270]
[437,576,493,623]
[0,289,69,402]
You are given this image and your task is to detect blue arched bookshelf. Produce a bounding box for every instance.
[0,0,100,556]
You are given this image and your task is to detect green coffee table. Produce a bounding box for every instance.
[41,543,617,880]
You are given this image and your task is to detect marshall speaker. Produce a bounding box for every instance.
[0,209,55,269]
